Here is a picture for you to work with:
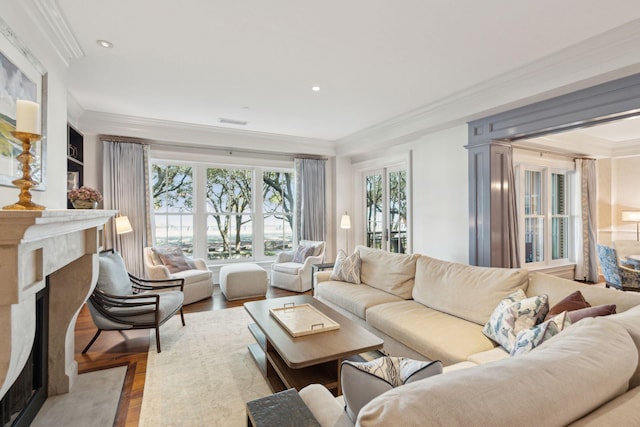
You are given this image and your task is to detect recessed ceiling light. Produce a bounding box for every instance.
[311,86,320,92]
[96,39,113,48]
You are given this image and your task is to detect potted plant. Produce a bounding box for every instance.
[68,186,103,209]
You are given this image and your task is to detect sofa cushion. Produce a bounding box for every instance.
[528,272,640,313]
[569,304,616,323]
[545,290,590,320]
[357,319,637,426]
[293,244,315,263]
[605,305,640,388]
[511,311,571,356]
[482,290,549,353]
[317,280,403,320]
[412,255,529,325]
[357,246,419,299]
[568,386,640,426]
[152,246,196,273]
[366,300,496,366]
[330,250,361,284]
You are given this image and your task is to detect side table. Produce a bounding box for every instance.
[246,388,320,427]
[311,262,335,295]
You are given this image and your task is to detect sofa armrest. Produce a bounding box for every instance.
[146,264,172,280]
[299,384,353,427]
[316,271,332,283]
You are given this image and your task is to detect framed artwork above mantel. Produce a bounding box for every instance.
[0,16,48,190]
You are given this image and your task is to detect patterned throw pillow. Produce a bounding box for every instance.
[152,246,196,274]
[292,244,315,263]
[511,311,572,356]
[482,289,549,353]
[330,250,361,284]
[341,356,443,422]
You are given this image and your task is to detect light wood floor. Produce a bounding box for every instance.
[74,284,306,427]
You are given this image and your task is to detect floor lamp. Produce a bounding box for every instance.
[340,211,351,253]
[115,215,133,250]
[622,211,640,241]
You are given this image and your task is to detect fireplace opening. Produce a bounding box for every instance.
[1,284,49,427]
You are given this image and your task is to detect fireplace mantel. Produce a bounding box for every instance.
[0,209,116,400]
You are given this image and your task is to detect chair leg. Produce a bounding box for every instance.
[82,329,102,354]
[156,327,161,353]
[180,308,185,326]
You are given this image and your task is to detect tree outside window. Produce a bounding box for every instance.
[263,171,294,255]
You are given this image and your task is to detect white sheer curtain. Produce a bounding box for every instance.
[294,158,327,242]
[574,158,599,282]
[102,137,153,276]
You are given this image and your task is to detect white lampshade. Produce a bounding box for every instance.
[622,211,640,222]
[115,216,133,235]
[340,212,351,229]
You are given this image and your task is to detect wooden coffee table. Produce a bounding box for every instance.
[244,295,384,395]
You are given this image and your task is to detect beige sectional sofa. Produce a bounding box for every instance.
[302,246,640,426]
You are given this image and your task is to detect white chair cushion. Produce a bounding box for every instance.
[272,262,303,275]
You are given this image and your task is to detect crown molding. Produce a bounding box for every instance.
[21,0,84,67]
[78,110,337,157]
[336,18,640,157]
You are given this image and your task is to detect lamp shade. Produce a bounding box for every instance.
[115,216,133,235]
[340,212,351,229]
[622,211,640,222]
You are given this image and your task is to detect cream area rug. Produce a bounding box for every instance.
[32,365,127,427]
[139,306,272,427]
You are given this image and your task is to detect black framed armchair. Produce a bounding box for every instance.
[82,250,186,353]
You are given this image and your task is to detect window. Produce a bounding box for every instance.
[518,163,573,268]
[364,167,408,253]
[151,164,194,255]
[151,162,294,263]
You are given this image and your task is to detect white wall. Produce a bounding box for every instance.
[600,156,640,243]
[0,6,69,209]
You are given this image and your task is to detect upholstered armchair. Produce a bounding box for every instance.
[83,250,185,354]
[271,240,325,292]
[143,246,214,305]
[596,244,640,292]
[613,240,640,269]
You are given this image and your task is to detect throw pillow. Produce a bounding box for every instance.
[152,246,196,274]
[482,289,549,353]
[568,304,617,323]
[292,244,315,263]
[330,250,361,284]
[341,357,442,423]
[511,311,572,356]
[545,290,591,321]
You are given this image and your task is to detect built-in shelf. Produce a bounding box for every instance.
[66,125,84,208]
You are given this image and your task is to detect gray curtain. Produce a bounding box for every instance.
[294,158,326,242]
[575,158,599,282]
[506,147,521,268]
[102,138,152,276]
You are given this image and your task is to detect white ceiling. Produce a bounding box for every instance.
[27,0,640,144]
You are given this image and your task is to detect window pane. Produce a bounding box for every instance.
[524,170,542,216]
[525,217,544,263]
[388,170,407,254]
[206,168,252,214]
[151,165,193,213]
[551,173,566,215]
[154,214,193,256]
[263,171,294,255]
[552,217,568,260]
[207,214,252,260]
[366,174,383,249]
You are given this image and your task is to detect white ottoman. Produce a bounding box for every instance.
[219,263,268,301]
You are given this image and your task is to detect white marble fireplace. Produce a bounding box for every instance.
[0,210,115,401]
